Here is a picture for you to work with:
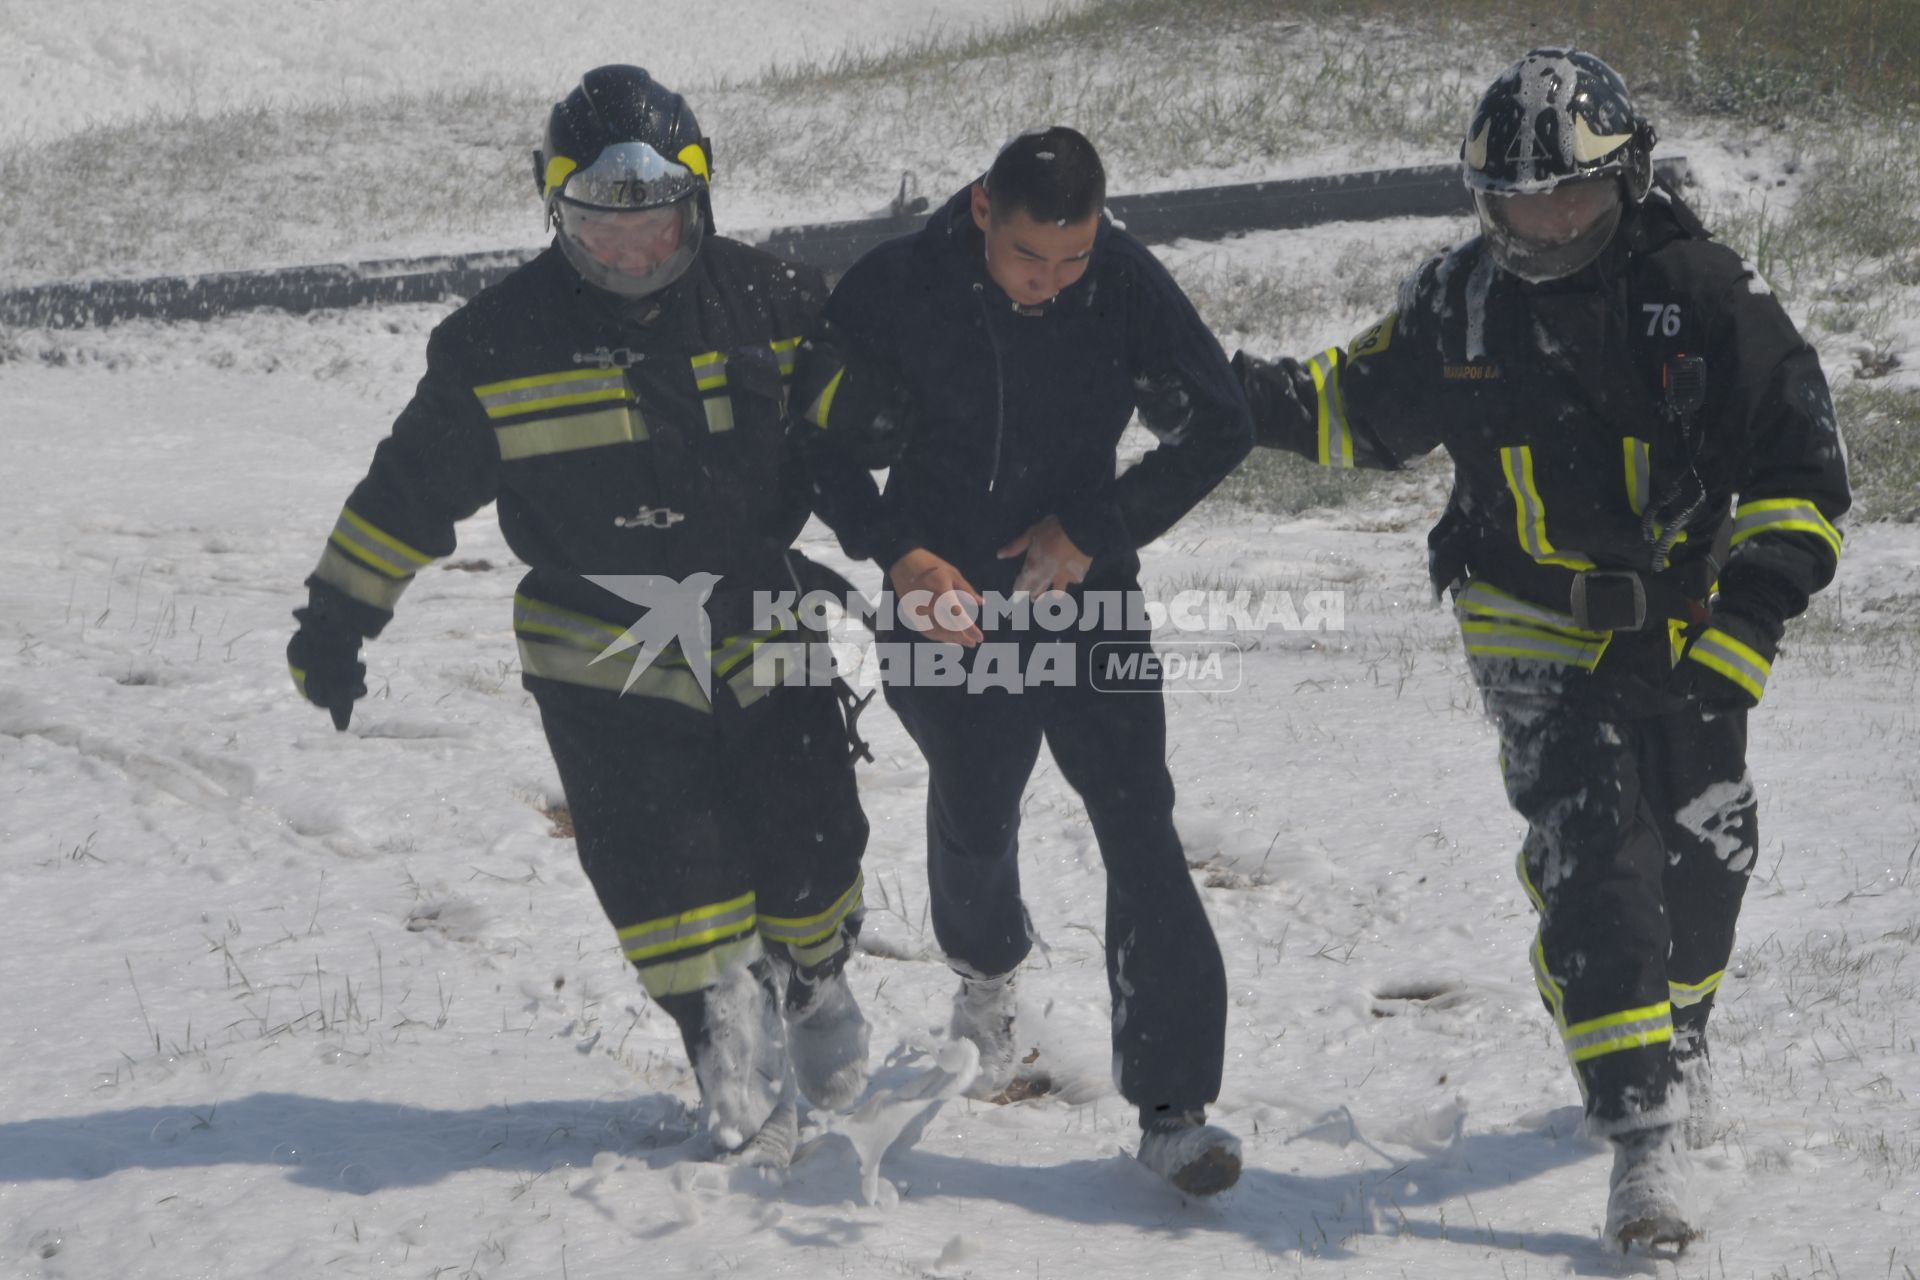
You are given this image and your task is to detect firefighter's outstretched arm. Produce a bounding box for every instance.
[290,327,501,730]
[790,307,925,571]
[1233,264,1445,472]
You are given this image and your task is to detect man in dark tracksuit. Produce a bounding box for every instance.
[1234,50,1849,1249]
[286,67,869,1166]
[793,128,1253,1195]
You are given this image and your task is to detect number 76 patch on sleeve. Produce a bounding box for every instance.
[1348,312,1396,359]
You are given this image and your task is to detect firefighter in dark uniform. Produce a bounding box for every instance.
[286,66,870,1166]
[792,128,1253,1196]
[1234,49,1850,1248]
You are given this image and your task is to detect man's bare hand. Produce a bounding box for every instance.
[997,516,1092,597]
[889,548,984,646]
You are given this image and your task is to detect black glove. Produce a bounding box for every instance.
[288,599,368,731]
[1671,608,1776,711]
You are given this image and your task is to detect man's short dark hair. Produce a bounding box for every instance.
[983,127,1106,225]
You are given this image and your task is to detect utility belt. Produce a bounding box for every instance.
[1547,516,1732,633]
[1450,514,1732,635]
[1568,559,1712,631]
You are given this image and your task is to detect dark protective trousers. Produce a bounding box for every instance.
[1493,696,1755,1136]
[535,681,869,1055]
[883,629,1228,1121]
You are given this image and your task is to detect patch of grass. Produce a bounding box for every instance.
[0,84,545,285]
[738,0,1919,120]
[1836,383,1920,523]
[1706,126,1920,300]
[1205,447,1398,517]
[714,18,1489,216]
[0,8,1498,285]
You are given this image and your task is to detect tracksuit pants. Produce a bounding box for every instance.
[883,630,1228,1123]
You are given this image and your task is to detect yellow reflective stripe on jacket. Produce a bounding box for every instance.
[1623,438,1651,516]
[690,350,728,392]
[518,639,719,710]
[689,352,738,432]
[313,543,411,611]
[702,397,736,434]
[474,368,628,420]
[759,872,864,955]
[1620,438,1687,544]
[1531,934,1567,1027]
[1461,620,1609,669]
[1731,497,1843,561]
[1501,445,1595,570]
[1563,1002,1673,1063]
[513,594,772,669]
[512,595,787,710]
[771,335,802,380]
[328,506,433,578]
[1669,971,1724,1009]
[494,405,648,460]
[1516,846,1547,915]
[805,367,846,429]
[1307,347,1353,468]
[1456,581,1610,670]
[712,624,792,679]
[619,891,758,962]
[513,593,626,649]
[1687,626,1770,700]
[1456,581,1603,635]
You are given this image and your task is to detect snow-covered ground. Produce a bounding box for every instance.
[3,6,1918,1279]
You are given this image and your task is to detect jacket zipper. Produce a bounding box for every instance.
[974,283,1006,494]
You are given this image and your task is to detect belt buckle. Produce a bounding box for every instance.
[1569,570,1648,632]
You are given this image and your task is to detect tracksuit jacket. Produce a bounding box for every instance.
[794,185,1253,597]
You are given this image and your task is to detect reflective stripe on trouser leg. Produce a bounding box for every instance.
[617,892,764,998]
[1496,700,1685,1134]
[759,872,865,968]
[1564,1002,1673,1063]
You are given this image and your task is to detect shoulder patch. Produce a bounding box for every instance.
[1349,312,1396,359]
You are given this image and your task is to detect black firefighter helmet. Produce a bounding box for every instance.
[534,66,714,298]
[1461,49,1657,282]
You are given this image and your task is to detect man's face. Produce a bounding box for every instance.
[570,204,686,272]
[971,183,1098,308]
[1473,173,1625,282]
[1494,178,1620,246]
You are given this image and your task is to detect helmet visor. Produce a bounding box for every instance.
[1474,176,1623,282]
[556,198,704,298]
[557,140,703,211]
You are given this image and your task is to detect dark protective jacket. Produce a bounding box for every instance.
[302,239,826,714]
[1235,190,1850,716]
[792,186,1253,599]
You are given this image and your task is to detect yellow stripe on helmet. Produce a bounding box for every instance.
[543,155,579,201]
[676,143,710,181]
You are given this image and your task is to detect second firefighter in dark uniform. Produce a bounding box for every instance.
[286,66,870,1165]
[1233,50,1849,1249]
